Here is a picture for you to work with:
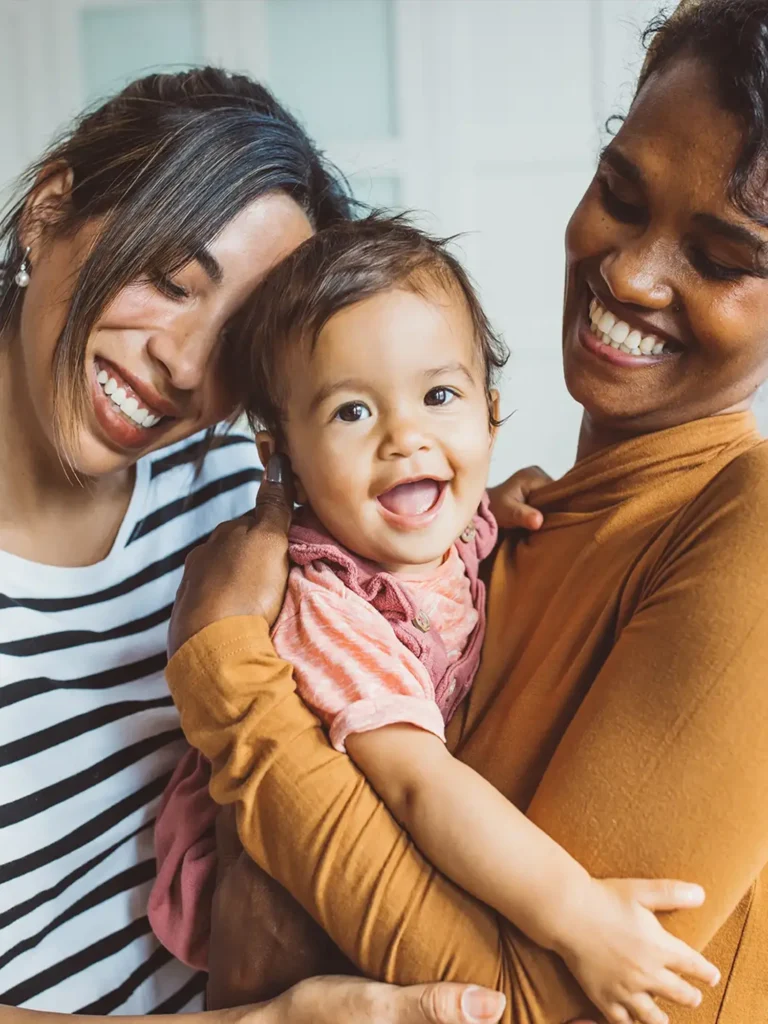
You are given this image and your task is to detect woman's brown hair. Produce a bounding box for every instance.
[0,67,352,457]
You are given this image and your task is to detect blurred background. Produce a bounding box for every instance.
[1,0,716,480]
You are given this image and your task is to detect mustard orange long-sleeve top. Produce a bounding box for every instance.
[167,411,768,1024]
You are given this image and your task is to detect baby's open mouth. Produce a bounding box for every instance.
[377,478,445,517]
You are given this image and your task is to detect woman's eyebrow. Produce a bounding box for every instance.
[693,212,768,275]
[693,211,768,252]
[195,247,223,284]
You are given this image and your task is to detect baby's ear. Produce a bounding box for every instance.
[256,431,276,469]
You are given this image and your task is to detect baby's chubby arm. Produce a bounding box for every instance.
[346,726,719,1024]
[346,725,591,951]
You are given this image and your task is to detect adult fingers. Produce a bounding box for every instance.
[631,878,705,912]
[252,453,294,537]
[412,982,506,1024]
[270,977,507,1024]
[491,496,544,531]
[487,466,550,530]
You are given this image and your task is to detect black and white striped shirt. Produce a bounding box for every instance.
[0,429,261,1014]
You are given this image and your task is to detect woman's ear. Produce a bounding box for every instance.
[19,164,75,253]
[256,430,308,505]
[489,389,501,446]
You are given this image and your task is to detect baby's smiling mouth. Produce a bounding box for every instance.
[377,478,446,517]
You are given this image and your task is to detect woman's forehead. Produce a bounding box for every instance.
[623,58,742,184]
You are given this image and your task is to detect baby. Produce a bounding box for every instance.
[151,216,718,1024]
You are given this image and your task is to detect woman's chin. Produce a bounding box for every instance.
[59,429,146,478]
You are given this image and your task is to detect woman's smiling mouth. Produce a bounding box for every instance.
[91,358,179,450]
[579,292,684,369]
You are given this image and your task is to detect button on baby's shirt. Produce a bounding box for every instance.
[412,610,431,632]
[446,677,457,697]
[460,522,476,543]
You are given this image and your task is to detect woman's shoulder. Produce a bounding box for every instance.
[670,437,768,571]
[143,424,261,516]
[692,437,768,509]
[119,425,261,552]
[145,423,260,484]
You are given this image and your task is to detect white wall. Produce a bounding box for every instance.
[0,0,695,481]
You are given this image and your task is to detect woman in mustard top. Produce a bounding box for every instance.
[167,2,768,1022]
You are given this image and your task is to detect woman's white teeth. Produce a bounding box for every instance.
[96,369,160,427]
[589,298,667,358]
[598,310,616,333]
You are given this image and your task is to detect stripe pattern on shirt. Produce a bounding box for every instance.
[0,429,260,1014]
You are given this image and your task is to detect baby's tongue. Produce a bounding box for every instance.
[378,479,440,516]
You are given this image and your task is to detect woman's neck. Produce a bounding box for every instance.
[575,415,628,462]
[576,400,756,463]
[0,336,135,565]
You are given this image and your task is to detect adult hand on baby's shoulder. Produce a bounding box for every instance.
[168,453,295,657]
[255,976,508,1024]
[488,465,552,531]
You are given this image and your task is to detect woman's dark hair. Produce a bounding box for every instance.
[229,214,509,439]
[639,0,768,217]
[0,66,352,455]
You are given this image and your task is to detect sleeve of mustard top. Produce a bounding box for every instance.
[166,619,592,1024]
[525,448,768,955]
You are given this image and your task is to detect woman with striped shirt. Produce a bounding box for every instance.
[0,68,507,1024]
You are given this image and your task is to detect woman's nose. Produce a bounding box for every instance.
[146,325,216,393]
[600,236,677,311]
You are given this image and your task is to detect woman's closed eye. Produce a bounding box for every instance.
[688,246,750,282]
[424,385,459,407]
[334,401,371,423]
[151,272,190,301]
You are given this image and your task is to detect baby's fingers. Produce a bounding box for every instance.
[626,993,668,1024]
[632,878,705,912]
[652,969,703,1009]
[666,936,720,987]
[602,1006,631,1024]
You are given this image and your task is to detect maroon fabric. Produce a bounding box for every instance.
[147,746,218,968]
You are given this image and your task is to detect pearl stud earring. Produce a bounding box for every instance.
[14,247,31,288]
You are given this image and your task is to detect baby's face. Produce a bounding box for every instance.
[282,284,496,574]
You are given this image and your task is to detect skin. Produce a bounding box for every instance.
[563,56,768,458]
[0,180,312,566]
[268,284,497,575]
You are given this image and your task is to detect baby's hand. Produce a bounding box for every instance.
[487,465,551,531]
[558,878,720,1024]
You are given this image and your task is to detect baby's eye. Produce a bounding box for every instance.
[335,402,371,422]
[424,386,458,407]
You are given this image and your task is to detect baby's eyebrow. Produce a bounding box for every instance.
[309,377,369,412]
[424,362,474,382]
